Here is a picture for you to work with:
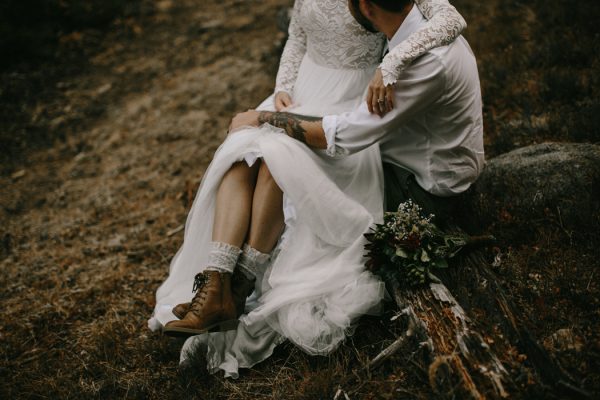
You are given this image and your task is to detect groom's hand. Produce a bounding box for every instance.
[228,110,260,133]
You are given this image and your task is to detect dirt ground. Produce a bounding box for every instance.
[1,0,599,399]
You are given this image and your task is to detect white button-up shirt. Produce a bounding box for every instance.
[322,5,484,197]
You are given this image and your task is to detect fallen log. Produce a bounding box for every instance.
[383,272,513,399]
[374,241,591,399]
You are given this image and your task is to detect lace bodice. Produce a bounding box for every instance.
[275,0,466,94]
[275,0,384,94]
[301,0,386,70]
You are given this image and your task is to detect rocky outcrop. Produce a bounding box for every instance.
[465,142,600,241]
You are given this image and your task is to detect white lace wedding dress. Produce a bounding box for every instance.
[148,0,466,377]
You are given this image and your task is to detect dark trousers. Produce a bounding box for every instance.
[383,163,457,229]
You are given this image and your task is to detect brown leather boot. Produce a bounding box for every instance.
[172,268,255,319]
[171,302,190,320]
[231,268,256,316]
[163,270,238,337]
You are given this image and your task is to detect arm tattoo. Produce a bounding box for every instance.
[258,111,322,145]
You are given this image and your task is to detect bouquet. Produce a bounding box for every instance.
[364,200,486,286]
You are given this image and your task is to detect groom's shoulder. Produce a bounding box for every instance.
[429,36,477,67]
[418,36,479,80]
[394,47,447,83]
[393,37,478,87]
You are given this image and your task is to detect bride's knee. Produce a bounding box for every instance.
[223,161,260,184]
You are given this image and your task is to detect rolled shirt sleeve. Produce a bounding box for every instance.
[323,115,344,157]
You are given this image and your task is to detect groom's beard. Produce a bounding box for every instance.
[348,0,379,33]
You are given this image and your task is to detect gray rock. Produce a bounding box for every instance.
[465,142,600,240]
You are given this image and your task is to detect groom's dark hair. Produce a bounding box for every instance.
[349,0,412,33]
[366,0,412,12]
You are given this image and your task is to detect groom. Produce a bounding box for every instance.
[231,0,484,220]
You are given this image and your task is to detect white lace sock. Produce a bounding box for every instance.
[205,241,242,274]
[237,244,271,280]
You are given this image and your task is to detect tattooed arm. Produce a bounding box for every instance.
[229,110,327,149]
[258,111,326,148]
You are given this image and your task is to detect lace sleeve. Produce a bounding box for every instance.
[274,0,307,95]
[380,0,466,86]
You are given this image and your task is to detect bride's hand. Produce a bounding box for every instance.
[367,68,395,117]
[228,110,260,133]
[274,91,293,111]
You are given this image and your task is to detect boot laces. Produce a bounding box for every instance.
[189,272,210,315]
[192,272,208,293]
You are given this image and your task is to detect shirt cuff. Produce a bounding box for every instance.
[322,115,339,157]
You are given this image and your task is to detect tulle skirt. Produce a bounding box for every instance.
[148,55,386,377]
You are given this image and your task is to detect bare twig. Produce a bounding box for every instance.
[333,387,351,400]
[365,334,408,372]
[586,271,595,291]
[166,224,184,237]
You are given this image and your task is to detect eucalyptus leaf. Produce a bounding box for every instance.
[428,272,441,283]
[396,248,409,258]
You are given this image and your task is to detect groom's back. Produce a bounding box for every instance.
[434,36,483,120]
[379,35,485,196]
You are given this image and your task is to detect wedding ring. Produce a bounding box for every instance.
[377,98,385,104]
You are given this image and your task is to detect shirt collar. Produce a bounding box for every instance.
[388,4,427,49]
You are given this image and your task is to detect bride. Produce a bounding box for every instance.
[149,0,466,377]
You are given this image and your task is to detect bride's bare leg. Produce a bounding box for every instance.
[165,161,260,336]
[247,162,285,253]
[212,161,260,247]
[225,162,284,318]
[166,161,285,334]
